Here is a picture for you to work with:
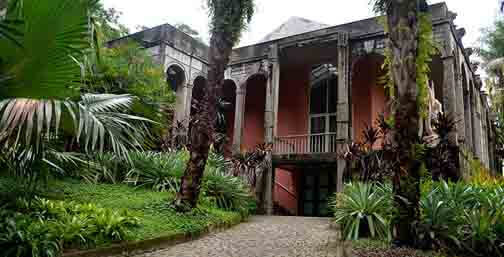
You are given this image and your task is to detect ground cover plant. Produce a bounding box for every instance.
[0,149,255,257]
[348,239,441,257]
[0,175,249,256]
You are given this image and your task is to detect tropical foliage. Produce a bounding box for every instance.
[0,197,138,257]
[331,182,394,240]
[78,149,255,213]
[480,16,504,163]
[333,181,504,256]
[0,0,257,256]
[0,0,154,185]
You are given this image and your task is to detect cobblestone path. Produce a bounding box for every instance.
[132,216,345,257]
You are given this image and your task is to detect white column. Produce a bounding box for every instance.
[232,86,246,154]
[337,33,350,193]
[473,87,483,159]
[271,45,281,138]
[264,63,274,215]
[442,55,458,144]
[184,84,193,121]
[455,66,466,145]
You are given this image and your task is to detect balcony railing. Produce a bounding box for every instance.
[273,133,341,155]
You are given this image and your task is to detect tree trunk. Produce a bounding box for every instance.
[386,0,421,246]
[173,32,234,210]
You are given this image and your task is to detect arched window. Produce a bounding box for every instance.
[309,63,338,152]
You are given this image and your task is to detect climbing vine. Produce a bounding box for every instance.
[417,13,438,118]
[380,13,437,120]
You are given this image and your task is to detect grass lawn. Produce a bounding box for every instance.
[1,177,243,242]
[55,179,243,241]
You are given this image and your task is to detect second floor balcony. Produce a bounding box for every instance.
[273,133,340,155]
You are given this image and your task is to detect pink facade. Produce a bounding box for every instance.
[224,56,387,215]
[242,75,266,151]
[274,168,299,214]
[273,67,311,214]
[272,56,388,215]
[277,67,310,137]
[352,55,388,143]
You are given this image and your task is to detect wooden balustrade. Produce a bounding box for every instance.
[273,133,340,155]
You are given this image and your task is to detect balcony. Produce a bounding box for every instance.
[272,133,342,164]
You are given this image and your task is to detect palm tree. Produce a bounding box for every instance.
[372,0,428,246]
[173,0,255,210]
[0,0,151,178]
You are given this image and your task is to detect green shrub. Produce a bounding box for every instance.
[435,181,478,213]
[203,167,255,215]
[0,211,61,257]
[79,150,255,214]
[81,153,126,184]
[459,208,504,256]
[125,151,187,192]
[415,188,460,249]
[34,198,139,246]
[331,182,394,240]
[333,180,504,255]
[0,197,139,256]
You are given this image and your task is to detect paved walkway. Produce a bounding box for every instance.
[131,216,346,257]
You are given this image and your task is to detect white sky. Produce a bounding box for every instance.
[103,0,501,76]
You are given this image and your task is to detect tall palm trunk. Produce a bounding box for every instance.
[173,0,254,211]
[174,32,234,210]
[385,0,422,246]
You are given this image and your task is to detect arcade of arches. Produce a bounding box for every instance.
[166,48,494,217]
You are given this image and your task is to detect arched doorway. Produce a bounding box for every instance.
[191,76,206,117]
[243,74,267,151]
[429,55,445,107]
[167,65,186,123]
[351,54,388,143]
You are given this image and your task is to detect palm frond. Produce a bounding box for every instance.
[0,0,90,99]
[76,94,153,159]
[0,19,24,48]
[0,94,153,159]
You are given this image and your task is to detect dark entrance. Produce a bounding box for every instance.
[299,169,336,217]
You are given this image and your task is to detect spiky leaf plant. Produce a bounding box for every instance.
[331,182,394,240]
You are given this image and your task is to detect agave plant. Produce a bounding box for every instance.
[435,180,478,213]
[459,208,504,257]
[124,151,188,192]
[415,188,461,249]
[202,167,254,214]
[331,182,394,240]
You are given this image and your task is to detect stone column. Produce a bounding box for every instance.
[264,63,274,145]
[264,60,274,215]
[442,55,458,144]
[464,87,473,152]
[472,87,483,159]
[232,86,246,154]
[158,26,167,67]
[454,65,466,145]
[184,84,193,121]
[173,84,189,126]
[336,33,350,193]
[271,45,281,138]
[481,95,489,167]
